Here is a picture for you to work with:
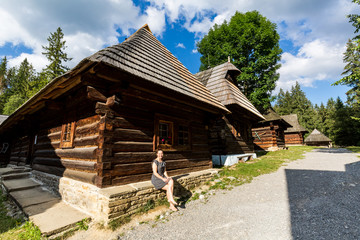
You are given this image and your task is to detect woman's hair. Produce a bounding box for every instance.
[156,149,163,154]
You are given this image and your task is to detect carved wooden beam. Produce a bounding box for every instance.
[105,94,121,107]
[87,86,107,102]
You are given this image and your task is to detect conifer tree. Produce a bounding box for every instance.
[42,27,72,79]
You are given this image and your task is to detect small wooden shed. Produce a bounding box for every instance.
[281,114,308,146]
[195,62,264,165]
[252,108,291,151]
[304,129,332,147]
[0,25,229,188]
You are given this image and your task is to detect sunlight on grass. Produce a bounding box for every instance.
[211,146,315,190]
[0,189,43,240]
[346,146,360,154]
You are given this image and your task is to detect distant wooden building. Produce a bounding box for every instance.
[0,25,229,188]
[281,114,308,146]
[304,129,332,147]
[195,62,264,165]
[252,108,291,151]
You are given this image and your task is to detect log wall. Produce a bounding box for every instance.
[8,86,100,184]
[208,115,254,155]
[96,85,213,187]
[284,132,304,145]
[252,125,275,150]
[252,123,286,150]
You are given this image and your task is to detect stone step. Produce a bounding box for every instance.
[1,172,31,181]
[2,177,41,192]
[0,167,31,176]
[25,201,90,236]
[10,187,60,208]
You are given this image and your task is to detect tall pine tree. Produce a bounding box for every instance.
[42,27,72,80]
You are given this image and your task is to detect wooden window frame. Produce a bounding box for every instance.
[60,116,76,149]
[178,125,190,146]
[154,114,191,151]
[158,120,174,147]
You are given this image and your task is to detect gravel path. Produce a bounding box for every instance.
[117,148,360,240]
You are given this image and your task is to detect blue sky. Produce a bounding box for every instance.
[0,0,358,106]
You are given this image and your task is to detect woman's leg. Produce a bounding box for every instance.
[162,182,177,211]
[167,178,177,204]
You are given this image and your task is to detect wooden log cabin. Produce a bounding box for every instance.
[251,108,291,151]
[304,129,332,147]
[194,61,265,166]
[0,25,229,188]
[281,114,308,146]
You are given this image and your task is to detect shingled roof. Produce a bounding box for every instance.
[83,25,228,113]
[194,62,264,120]
[0,24,229,131]
[281,114,308,133]
[259,108,292,127]
[305,129,332,143]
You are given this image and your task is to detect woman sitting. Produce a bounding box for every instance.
[151,149,178,211]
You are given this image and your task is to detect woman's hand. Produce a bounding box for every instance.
[163,178,169,183]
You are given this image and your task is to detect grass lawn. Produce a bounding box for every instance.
[0,189,43,240]
[210,146,315,189]
[346,146,360,154]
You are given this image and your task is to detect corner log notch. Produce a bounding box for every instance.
[86,86,121,108]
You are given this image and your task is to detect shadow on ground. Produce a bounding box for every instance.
[286,149,360,239]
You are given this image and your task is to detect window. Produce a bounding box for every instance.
[159,121,173,145]
[60,119,76,148]
[154,115,191,151]
[178,125,189,145]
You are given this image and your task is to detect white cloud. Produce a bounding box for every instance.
[0,0,167,72]
[0,0,359,94]
[148,0,358,92]
[176,43,185,48]
[276,39,346,92]
[192,49,198,53]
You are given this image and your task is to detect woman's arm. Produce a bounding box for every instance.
[152,162,168,182]
[164,168,170,179]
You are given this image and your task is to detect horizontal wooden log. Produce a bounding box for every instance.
[192,143,209,151]
[37,131,61,143]
[73,135,99,147]
[34,146,98,160]
[110,165,211,186]
[33,141,60,151]
[109,151,210,164]
[87,86,107,102]
[76,115,100,128]
[111,158,210,176]
[32,164,96,184]
[112,116,153,130]
[9,156,26,162]
[112,128,153,142]
[33,157,96,171]
[75,122,99,138]
[112,141,153,152]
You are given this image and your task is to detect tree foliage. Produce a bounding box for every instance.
[333,0,360,111]
[274,82,360,146]
[274,82,315,132]
[197,11,282,112]
[0,27,71,115]
[42,27,72,79]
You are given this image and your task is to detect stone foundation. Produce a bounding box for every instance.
[32,169,220,223]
